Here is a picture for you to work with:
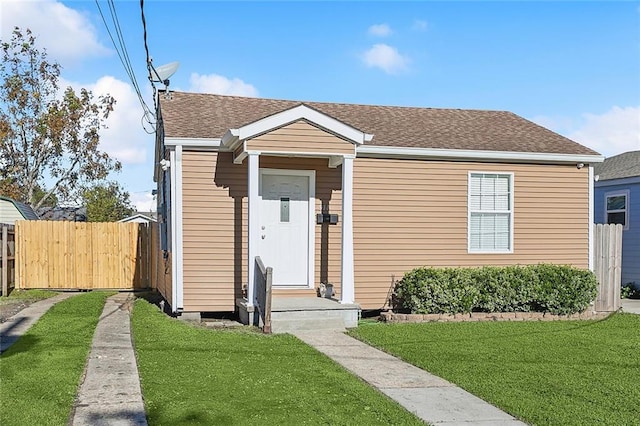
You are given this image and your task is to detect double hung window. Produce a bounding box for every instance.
[468,173,513,252]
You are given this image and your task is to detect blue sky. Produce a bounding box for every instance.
[3,1,639,210]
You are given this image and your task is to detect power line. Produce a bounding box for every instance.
[140,0,158,116]
[94,0,156,132]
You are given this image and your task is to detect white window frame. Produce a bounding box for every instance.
[468,171,514,254]
[604,189,629,231]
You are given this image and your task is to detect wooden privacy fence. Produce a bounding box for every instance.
[1,224,16,296]
[593,223,622,312]
[16,221,152,290]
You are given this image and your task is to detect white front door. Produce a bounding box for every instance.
[259,170,313,287]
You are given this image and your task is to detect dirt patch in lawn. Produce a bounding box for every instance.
[0,299,33,322]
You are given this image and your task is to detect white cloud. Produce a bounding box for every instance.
[130,192,156,212]
[532,106,640,157]
[1,0,110,64]
[61,76,151,165]
[188,73,259,97]
[362,44,410,74]
[368,23,392,37]
[568,106,640,157]
[412,20,428,32]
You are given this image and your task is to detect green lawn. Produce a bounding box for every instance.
[350,313,640,426]
[0,288,59,303]
[131,299,423,425]
[0,292,110,426]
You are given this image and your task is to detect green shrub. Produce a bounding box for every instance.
[621,283,640,299]
[394,264,597,315]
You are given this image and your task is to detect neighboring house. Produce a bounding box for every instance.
[37,206,87,222]
[153,91,603,321]
[594,150,640,288]
[119,212,158,224]
[0,196,39,224]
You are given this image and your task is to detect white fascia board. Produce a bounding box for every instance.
[165,137,224,150]
[357,145,605,165]
[594,175,640,187]
[223,105,369,150]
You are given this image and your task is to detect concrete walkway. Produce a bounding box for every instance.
[621,298,640,314]
[71,293,147,426]
[0,292,78,354]
[293,330,526,425]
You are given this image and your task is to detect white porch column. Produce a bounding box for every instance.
[247,152,260,307]
[588,165,594,271]
[340,156,355,304]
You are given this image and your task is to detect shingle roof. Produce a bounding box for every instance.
[0,196,39,220]
[159,91,599,156]
[593,151,640,181]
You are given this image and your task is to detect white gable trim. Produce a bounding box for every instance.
[221,104,373,149]
[357,145,604,165]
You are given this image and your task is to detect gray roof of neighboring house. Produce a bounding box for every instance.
[158,91,600,156]
[0,196,39,220]
[593,151,640,181]
[37,206,87,221]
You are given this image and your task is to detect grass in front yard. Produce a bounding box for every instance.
[350,313,640,425]
[1,289,58,301]
[132,299,423,425]
[0,292,110,426]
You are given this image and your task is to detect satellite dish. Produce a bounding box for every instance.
[149,61,179,87]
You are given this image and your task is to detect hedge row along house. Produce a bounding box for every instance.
[153,91,603,330]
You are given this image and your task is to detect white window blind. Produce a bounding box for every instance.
[469,173,512,252]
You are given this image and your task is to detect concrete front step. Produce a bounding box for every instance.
[271,317,347,333]
[270,297,361,333]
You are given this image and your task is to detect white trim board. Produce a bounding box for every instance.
[222,104,373,150]
[357,145,604,165]
[165,137,225,150]
[595,176,640,187]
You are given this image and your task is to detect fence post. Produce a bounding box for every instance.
[1,225,7,296]
[594,223,622,312]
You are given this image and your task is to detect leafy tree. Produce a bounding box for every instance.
[0,27,120,210]
[83,181,135,222]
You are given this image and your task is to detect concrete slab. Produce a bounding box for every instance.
[293,330,526,425]
[621,299,640,314]
[381,387,524,425]
[0,292,78,354]
[71,294,147,426]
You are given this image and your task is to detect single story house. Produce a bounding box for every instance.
[153,91,603,326]
[0,196,39,224]
[594,150,640,288]
[119,212,158,224]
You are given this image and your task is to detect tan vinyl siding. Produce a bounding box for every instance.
[154,164,173,307]
[246,120,355,156]
[182,151,247,311]
[352,158,590,310]
[181,152,342,312]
